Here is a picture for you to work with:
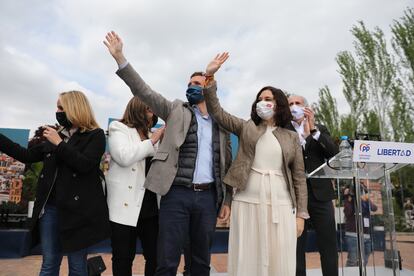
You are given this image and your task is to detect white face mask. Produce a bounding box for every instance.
[290,105,305,120]
[256,100,275,120]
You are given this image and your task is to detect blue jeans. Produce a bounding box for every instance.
[155,185,217,276]
[345,234,372,267]
[39,204,88,276]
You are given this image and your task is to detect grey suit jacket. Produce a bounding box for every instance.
[116,63,232,207]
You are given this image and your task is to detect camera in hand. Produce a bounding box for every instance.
[29,124,63,146]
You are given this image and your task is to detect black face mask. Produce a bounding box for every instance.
[56,112,73,129]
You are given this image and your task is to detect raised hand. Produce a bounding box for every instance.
[205,52,229,76]
[303,118,311,138]
[304,107,315,130]
[103,31,127,65]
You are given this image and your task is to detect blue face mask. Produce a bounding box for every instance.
[186,85,204,105]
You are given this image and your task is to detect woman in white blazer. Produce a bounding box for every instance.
[106,96,165,276]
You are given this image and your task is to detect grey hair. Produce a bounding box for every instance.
[288,94,309,107]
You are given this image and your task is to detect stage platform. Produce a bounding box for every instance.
[1,253,414,276]
[1,229,413,275]
[308,267,414,276]
[0,228,385,258]
[203,268,414,276]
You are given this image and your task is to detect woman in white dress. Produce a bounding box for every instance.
[202,54,309,276]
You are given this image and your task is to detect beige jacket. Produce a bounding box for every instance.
[203,82,308,216]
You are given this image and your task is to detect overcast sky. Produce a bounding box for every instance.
[0,0,411,135]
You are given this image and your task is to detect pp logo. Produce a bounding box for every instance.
[360,144,371,152]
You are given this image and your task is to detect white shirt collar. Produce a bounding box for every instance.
[60,128,78,141]
[291,120,305,132]
[193,105,210,120]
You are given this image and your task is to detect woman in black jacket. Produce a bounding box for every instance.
[0,90,110,276]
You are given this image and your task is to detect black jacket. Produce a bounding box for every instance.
[0,129,110,253]
[288,123,338,201]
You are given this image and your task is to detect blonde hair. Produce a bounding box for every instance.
[59,91,100,132]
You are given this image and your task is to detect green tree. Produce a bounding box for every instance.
[313,86,341,138]
[339,114,355,138]
[362,110,380,136]
[392,7,414,98]
[316,9,414,143]
[351,21,399,139]
[313,7,414,230]
[389,84,414,142]
[390,7,414,142]
[21,162,43,202]
[336,50,367,134]
[391,8,414,229]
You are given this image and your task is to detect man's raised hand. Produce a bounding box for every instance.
[205,52,229,76]
[103,31,127,66]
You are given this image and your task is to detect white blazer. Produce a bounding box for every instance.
[106,120,156,226]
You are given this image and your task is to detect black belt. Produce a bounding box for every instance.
[190,182,214,191]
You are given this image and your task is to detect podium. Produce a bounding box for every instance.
[307,140,414,276]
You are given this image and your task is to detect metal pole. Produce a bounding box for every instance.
[399,170,404,215]
[384,167,400,276]
[337,178,345,276]
[366,178,378,276]
[354,175,367,276]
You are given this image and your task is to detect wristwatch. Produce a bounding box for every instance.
[310,127,318,135]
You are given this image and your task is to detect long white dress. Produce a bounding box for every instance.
[228,126,297,276]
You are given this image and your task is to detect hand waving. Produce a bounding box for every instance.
[103,31,127,65]
[205,52,229,76]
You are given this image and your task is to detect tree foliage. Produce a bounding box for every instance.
[314,86,340,139]
[22,162,43,202]
[336,50,366,133]
[315,9,414,143]
[391,7,414,142]
[392,7,414,96]
[313,8,414,228]
[350,21,398,139]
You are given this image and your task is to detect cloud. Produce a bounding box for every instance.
[0,0,411,135]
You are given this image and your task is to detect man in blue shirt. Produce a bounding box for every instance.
[104,31,232,276]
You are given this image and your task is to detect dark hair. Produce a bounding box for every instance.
[190,71,205,78]
[250,86,292,127]
[120,97,158,139]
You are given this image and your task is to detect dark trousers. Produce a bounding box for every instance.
[155,185,217,276]
[110,215,158,276]
[296,192,338,276]
[183,239,191,276]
